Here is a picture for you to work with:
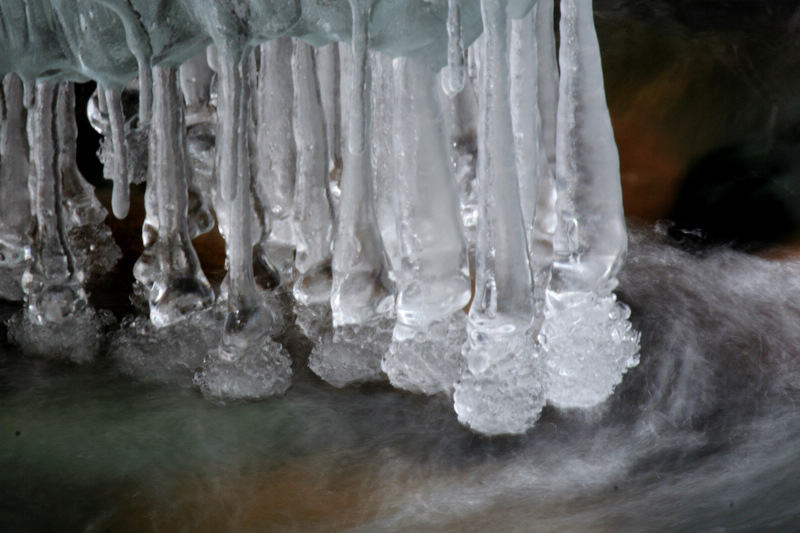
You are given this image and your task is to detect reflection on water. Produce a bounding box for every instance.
[4,226,800,532]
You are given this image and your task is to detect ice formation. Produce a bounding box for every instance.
[0,0,639,435]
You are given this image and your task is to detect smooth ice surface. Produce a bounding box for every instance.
[550,0,627,293]
[391,56,471,328]
[467,0,535,339]
[255,37,297,278]
[291,39,334,298]
[330,61,394,327]
[145,66,214,328]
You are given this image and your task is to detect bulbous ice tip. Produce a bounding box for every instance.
[28,284,86,325]
[221,304,276,360]
[253,246,282,290]
[149,276,214,329]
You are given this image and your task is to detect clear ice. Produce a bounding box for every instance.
[0,0,639,434]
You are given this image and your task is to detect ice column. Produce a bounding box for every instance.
[382,56,471,396]
[144,67,214,328]
[254,37,297,279]
[291,39,334,306]
[540,0,639,408]
[453,0,545,436]
[0,74,31,301]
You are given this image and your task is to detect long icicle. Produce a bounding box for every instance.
[291,39,334,306]
[347,0,371,154]
[147,66,214,328]
[103,87,130,219]
[383,55,471,396]
[454,0,545,436]
[541,0,640,408]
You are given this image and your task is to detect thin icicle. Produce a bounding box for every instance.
[369,52,401,279]
[103,87,130,218]
[347,0,370,154]
[536,0,559,168]
[316,44,342,183]
[454,0,545,437]
[444,0,465,96]
[291,39,333,305]
[0,74,31,301]
[510,8,556,328]
[146,66,213,328]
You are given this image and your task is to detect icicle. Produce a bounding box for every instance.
[510,7,556,328]
[145,66,214,328]
[347,0,371,154]
[382,55,471,396]
[454,0,545,436]
[197,53,292,399]
[369,51,401,279]
[391,56,471,329]
[444,0,465,96]
[7,81,110,363]
[540,0,640,409]
[291,39,334,305]
[536,0,559,168]
[103,87,130,219]
[91,0,153,125]
[0,74,31,301]
[178,49,217,240]
[56,82,121,279]
[330,97,393,326]
[216,54,244,202]
[254,37,296,278]
[316,43,342,183]
[23,82,86,324]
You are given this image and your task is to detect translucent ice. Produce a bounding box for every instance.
[456,0,545,436]
[542,0,640,408]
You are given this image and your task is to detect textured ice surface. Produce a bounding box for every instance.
[540,284,641,408]
[383,312,467,396]
[109,307,224,386]
[194,339,292,400]
[7,307,114,364]
[454,332,545,435]
[308,315,394,388]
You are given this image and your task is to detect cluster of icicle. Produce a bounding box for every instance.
[0,0,639,436]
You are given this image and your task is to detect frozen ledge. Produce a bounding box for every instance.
[0,0,534,84]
